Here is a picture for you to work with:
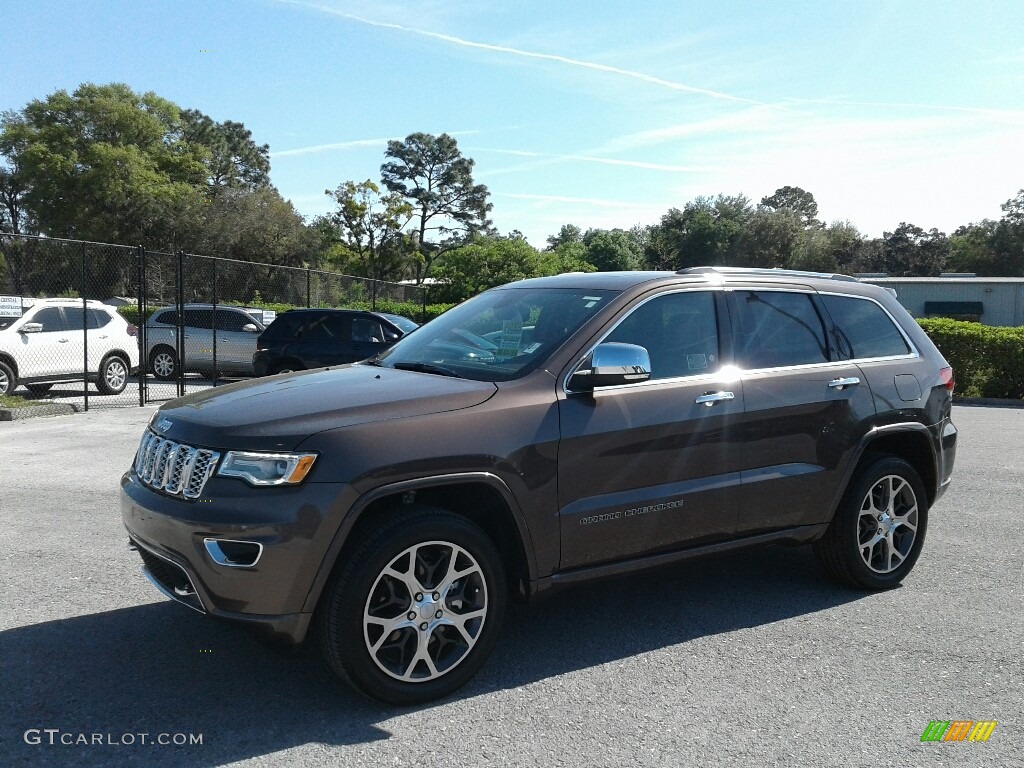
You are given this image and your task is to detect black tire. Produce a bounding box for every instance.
[815,454,929,589]
[25,383,53,397]
[271,360,304,375]
[318,506,507,705]
[149,346,178,381]
[0,360,16,396]
[97,354,130,395]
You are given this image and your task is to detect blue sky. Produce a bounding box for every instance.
[3,0,1023,247]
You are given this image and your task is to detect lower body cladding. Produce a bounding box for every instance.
[120,471,356,644]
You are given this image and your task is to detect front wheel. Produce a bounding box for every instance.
[815,455,929,589]
[0,361,16,396]
[318,507,506,705]
[97,355,129,395]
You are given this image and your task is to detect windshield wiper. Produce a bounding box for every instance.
[391,361,461,378]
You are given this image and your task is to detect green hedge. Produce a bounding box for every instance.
[918,318,1024,399]
[116,299,455,327]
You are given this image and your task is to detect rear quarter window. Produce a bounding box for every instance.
[820,294,911,359]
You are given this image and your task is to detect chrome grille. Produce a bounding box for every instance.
[134,430,220,500]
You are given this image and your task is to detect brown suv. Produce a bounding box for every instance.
[121,267,958,704]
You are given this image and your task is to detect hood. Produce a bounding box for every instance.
[150,364,497,451]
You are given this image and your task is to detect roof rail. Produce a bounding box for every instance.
[676,266,859,283]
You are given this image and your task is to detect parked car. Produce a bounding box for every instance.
[121,267,957,704]
[0,298,139,396]
[145,304,266,380]
[253,309,418,376]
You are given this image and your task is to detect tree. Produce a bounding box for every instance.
[759,186,821,229]
[581,228,643,271]
[380,132,492,283]
[431,233,546,302]
[740,209,802,268]
[180,109,271,195]
[646,195,752,269]
[0,163,32,234]
[948,221,1000,275]
[0,83,208,246]
[880,223,949,276]
[545,224,583,250]
[324,180,413,283]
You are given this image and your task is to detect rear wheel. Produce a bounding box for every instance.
[815,455,928,589]
[150,346,177,381]
[97,354,129,395]
[318,507,506,705]
[0,361,16,396]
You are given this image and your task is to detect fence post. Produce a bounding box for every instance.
[136,246,145,407]
[81,241,89,412]
[176,249,186,398]
[306,268,311,308]
[211,258,218,387]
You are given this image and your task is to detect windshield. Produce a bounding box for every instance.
[379,313,419,333]
[376,287,618,381]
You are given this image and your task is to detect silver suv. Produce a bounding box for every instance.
[145,304,266,380]
[0,298,139,396]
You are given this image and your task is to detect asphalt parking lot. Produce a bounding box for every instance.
[1,404,1021,767]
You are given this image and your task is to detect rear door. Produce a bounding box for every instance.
[728,288,875,535]
[557,289,743,569]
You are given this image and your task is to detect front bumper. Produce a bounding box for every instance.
[121,470,355,644]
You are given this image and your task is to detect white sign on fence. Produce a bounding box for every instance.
[0,296,23,318]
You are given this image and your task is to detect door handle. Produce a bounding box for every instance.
[695,391,735,406]
[828,377,860,390]
[58,338,69,343]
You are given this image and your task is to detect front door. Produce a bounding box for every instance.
[556,290,743,570]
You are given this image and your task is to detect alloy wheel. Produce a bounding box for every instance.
[363,540,488,683]
[857,474,919,574]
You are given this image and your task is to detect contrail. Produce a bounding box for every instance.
[279,0,761,105]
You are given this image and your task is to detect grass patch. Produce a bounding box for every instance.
[0,394,35,408]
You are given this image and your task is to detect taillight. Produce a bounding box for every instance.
[939,366,954,393]
[127,324,138,337]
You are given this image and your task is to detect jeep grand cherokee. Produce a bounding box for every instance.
[121,267,957,704]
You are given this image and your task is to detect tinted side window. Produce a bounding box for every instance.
[154,310,177,325]
[64,307,88,331]
[606,291,719,379]
[821,294,910,359]
[303,315,350,341]
[732,290,829,369]
[182,310,213,329]
[214,310,252,332]
[88,309,113,328]
[352,318,384,343]
[33,307,65,332]
[266,314,306,339]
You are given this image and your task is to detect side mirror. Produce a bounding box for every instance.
[18,322,43,334]
[242,323,259,333]
[570,342,651,390]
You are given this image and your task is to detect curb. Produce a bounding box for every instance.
[953,397,1024,409]
[0,402,79,421]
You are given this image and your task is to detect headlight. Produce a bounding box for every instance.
[217,451,317,486]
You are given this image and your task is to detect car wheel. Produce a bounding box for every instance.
[25,384,53,397]
[97,355,129,395]
[318,507,506,705]
[0,361,16,396]
[815,455,928,589]
[150,346,178,381]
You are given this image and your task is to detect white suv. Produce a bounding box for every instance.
[0,299,140,397]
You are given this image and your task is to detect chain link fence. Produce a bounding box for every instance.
[1,233,428,409]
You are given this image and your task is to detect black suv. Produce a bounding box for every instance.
[252,309,418,376]
[121,268,957,704]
